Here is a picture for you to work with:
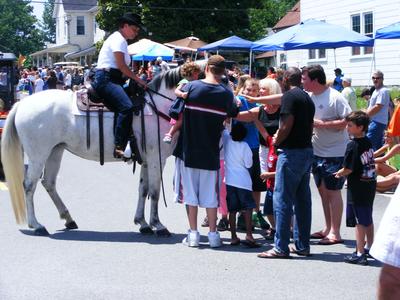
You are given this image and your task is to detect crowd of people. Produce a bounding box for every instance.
[164,55,400,271]
[17,65,88,95]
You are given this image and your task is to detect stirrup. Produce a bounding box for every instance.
[113,146,125,159]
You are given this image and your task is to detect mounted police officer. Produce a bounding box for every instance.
[92,12,147,158]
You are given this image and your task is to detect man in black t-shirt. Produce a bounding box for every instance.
[258,67,315,258]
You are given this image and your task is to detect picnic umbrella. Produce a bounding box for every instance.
[375,22,400,39]
[252,19,374,66]
[132,43,174,61]
[164,36,207,52]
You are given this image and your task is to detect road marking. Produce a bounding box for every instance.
[0,182,8,191]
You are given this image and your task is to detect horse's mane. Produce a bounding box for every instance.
[148,60,208,91]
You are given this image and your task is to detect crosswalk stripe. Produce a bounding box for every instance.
[0,182,8,191]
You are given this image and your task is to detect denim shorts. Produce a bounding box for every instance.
[312,156,345,190]
[226,185,255,212]
[346,203,373,227]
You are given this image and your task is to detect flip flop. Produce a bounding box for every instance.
[230,238,241,246]
[257,249,291,259]
[310,231,327,239]
[318,237,344,245]
[289,244,311,257]
[241,239,262,248]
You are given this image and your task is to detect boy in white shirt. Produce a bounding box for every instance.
[223,122,260,247]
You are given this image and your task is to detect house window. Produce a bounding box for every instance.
[308,19,326,60]
[351,12,373,56]
[364,12,373,54]
[77,16,85,35]
[308,48,326,60]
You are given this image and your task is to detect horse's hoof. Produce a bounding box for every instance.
[34,227,50,236]
[139,226,154,235]
[65,221,78,230]
[156,228,171,237]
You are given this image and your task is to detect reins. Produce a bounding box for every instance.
[146,86,175,102]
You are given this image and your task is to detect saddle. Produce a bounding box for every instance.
[76,87,143,167]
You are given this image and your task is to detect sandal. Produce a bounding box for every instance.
[201,216,209,227]
[318,237,344,245]
[310,231,327,239]
[289,244,311,256]
[113,146,125,158]
[257,249,291,259]
[241,239,262,248]
[264,228,276,241]
[230,238,240,246]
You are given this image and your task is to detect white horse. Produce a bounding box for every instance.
[1,67,183,236]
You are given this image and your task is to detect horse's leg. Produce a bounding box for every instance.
[24,160,49,236]
[148,158,170,237]
[41,145,77,230]
[134,163,154,234]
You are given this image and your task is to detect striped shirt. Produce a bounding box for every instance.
[173,80,238,170]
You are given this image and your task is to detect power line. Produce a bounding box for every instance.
[27,0,266,13]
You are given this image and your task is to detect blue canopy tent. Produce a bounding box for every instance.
[198,35,253,52]
[252,19,374,67]
[198,36,254,72]
[376,22,400,39]
[132,43,174,61]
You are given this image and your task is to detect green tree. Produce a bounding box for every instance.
[0,0,44,55]
[96,1,297,43]
[248,0,298,40]
[41,0,56,43]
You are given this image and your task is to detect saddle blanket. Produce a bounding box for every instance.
[71,90,153,117]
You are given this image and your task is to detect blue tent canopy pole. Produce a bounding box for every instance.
[249,50,252,76]
[334,48,336,68]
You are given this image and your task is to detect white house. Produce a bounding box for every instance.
[272,0,400,86]
[30,0,105,67]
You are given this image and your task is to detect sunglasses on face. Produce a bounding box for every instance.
[372,77,382,80]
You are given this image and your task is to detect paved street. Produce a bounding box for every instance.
[0,152,392,300]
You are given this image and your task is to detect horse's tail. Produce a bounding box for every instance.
[1,102,26,224]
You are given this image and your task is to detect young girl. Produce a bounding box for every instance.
[163,62,201,143]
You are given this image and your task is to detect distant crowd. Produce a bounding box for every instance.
[17,65,90,94]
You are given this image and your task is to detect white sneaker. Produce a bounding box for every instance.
[182,230,200,247]
[208,231,222,248]
[123,143,132,158]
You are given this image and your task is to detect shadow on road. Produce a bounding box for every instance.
[20,229,187,245]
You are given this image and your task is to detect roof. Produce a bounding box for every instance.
[164,36,207,52]
[273,1,300,31]
[63,0,97,11]
[0,53,17,61]
[30,43,80,56]
[64,46,96,59]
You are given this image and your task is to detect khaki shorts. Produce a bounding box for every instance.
[180,164,219,208]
